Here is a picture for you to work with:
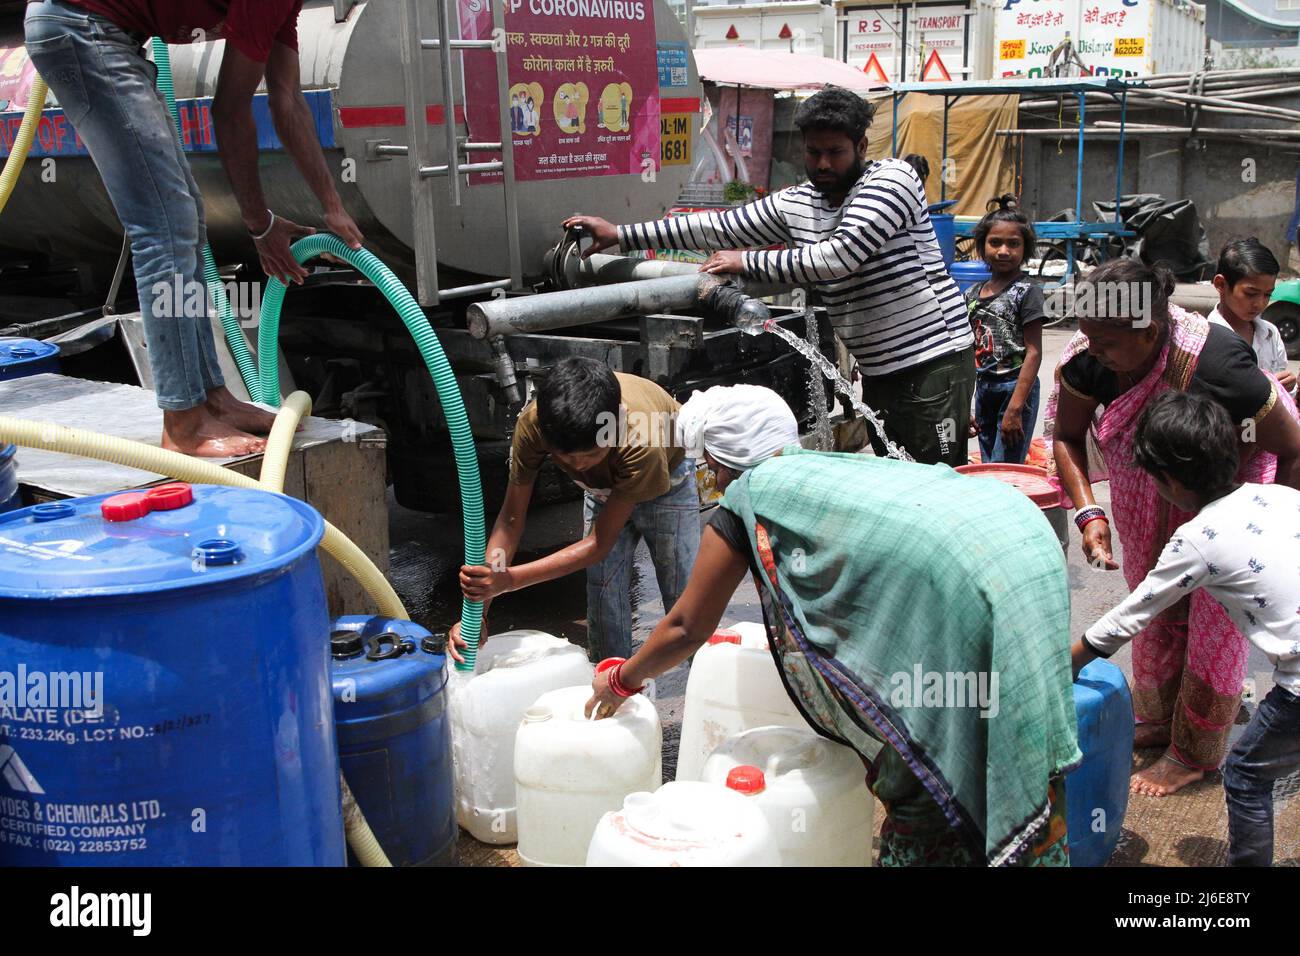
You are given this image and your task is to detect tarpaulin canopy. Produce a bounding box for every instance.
[692,46,884,93]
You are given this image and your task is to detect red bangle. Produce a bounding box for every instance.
[610,662,643,697]
[1079,514,1109,532]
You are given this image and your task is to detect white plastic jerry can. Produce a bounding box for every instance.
[448,630,594,844]
[675,621,812,781]
[703,725,874,866]
[586,779,780,867]
[514,685,662,866]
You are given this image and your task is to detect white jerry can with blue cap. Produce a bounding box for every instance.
[0,482,345,866]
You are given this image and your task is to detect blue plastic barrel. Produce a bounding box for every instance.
[930,214,956,267]
[0,483,345,866]
[331,615,457,867]
[0,337,60,381]
[1065,659,1134,867]
[0,445,18,513]
[948,259,992,295]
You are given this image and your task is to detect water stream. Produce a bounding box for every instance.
[741,313,914,462]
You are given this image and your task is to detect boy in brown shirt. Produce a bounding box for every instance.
[451,358,701,661]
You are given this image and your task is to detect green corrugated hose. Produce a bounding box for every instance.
[151,37,262,402]
[258,234,487,670]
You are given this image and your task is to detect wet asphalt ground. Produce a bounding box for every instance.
[388,325,1298,866]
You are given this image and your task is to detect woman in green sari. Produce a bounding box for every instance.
[587,384,1081,866]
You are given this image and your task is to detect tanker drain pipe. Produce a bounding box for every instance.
[468,272,774,340]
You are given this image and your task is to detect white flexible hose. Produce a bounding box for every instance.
[258,390,311,493]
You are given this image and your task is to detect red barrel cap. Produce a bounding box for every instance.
[100,492,151,522]
[708,628,742,645]
[726,765,766,795]
[954,463,1060,510]
[145,482,194,511]
[595,657,627,675]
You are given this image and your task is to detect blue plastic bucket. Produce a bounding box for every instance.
[949,259,993,295]
[930,214,956,267]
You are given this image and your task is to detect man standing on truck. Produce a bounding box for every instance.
[565,85,975,466]
[24,1,364,457]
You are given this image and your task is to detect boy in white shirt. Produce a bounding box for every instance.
[1072,390,1300,866]
[1209,237,1296,394]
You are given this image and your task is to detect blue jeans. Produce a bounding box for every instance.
[25,0,223,410]
[974,374,1039,464]
[1223,685,1300,866]
[582,460,701,661]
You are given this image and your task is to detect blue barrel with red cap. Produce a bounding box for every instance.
[0,482,345,866]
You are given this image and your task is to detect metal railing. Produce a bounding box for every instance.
[397,0,523,306]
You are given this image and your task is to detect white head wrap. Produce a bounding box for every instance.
[676,384,800,472]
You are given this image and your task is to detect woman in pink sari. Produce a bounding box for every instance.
[1046,259,1300,796]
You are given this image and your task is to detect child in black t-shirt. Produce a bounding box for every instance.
[966,195,1047,464]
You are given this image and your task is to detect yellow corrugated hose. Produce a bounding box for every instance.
[0,74,47,215]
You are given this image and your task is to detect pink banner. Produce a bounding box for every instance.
[458,0,660,183]
[0,47,38,113]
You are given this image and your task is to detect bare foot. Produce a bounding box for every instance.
[1130,754,1204,797]
[204,386,279,435]
[1134,723,1171,750]
[162,405,267,458]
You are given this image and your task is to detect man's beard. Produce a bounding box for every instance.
[810,157,865,196]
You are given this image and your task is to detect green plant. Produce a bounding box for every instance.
[724,179,756,203]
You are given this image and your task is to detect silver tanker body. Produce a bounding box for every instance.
[0,0,700,284]
[0,1,843,514]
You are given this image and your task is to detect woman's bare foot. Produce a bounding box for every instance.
[162,405,267,458]
[1130,754,1204,797]
[204,386,278,435]
[1133,722,1171,750]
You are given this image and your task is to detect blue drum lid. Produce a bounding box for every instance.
[0,444,14,463]
[0,336,60,369]
[331,616,448,721]
[0,484,324,599]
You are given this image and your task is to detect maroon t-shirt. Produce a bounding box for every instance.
[65,1,303,63]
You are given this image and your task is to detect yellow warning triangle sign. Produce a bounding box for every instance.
[861,52,889,84]
[921,48,952,82]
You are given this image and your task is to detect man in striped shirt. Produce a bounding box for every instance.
[564,86,975,466]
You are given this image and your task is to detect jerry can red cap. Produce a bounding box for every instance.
[726,764,766,794]
[708,629,742,645]
[100,492,151,522]
[145,482,194,510]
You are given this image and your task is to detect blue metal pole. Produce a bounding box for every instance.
[1115,87,1127,214]
[891,93,899,157]
[1071,91,1085,284]
[941,96,950,203]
